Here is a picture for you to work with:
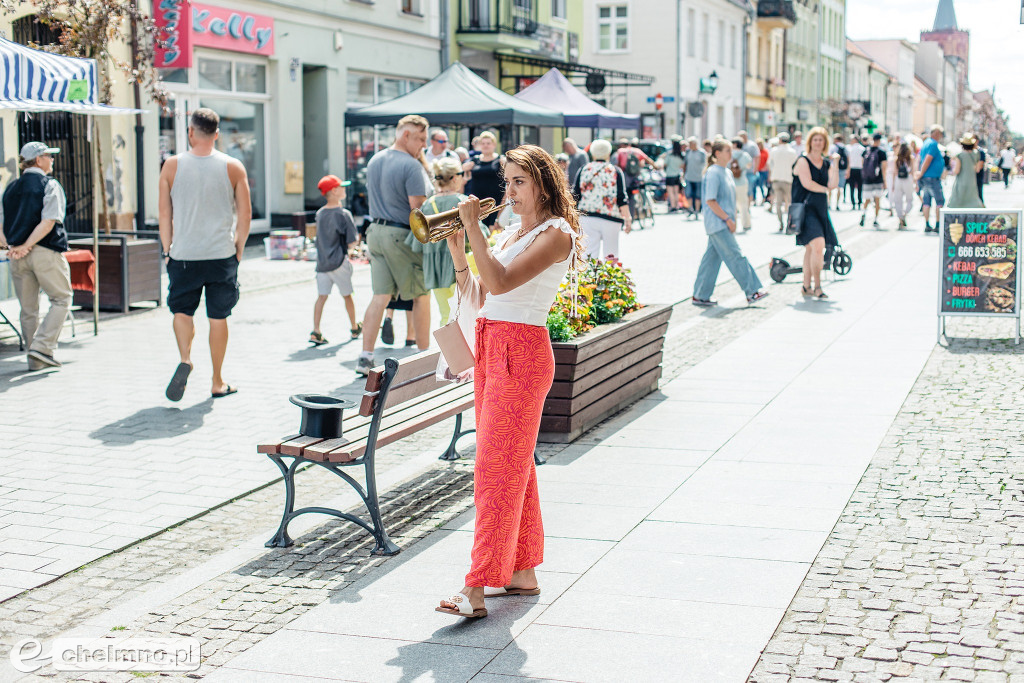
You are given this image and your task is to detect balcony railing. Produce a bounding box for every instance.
[757,0,798,26]
[459,0,538,37]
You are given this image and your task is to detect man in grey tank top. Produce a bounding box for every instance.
[158,108,251,401]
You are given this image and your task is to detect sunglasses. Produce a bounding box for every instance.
[433,138,448,143]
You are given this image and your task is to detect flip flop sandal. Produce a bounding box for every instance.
[435,594,487,619]
[801,286,813,297]
[485,587,541,598]
[212,385,239,398]
[165,362,192,402]
[350,323,363,339]
[309,331,328,346]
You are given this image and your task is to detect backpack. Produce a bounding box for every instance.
[729,159,743,179]
[862,147,881,181]
[897,161,909,179]
[624,151,641,177]
[836,144,849,170]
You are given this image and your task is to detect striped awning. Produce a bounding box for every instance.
[0,36,142,115]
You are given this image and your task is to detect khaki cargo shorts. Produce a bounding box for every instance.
[366,224,427,299]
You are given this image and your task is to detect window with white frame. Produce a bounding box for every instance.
[597,5,628,51]
[730,25,736,69]
[717,20,724,65]
[701,13,708,61]
[552,0,566,20]
[687,9,695,57]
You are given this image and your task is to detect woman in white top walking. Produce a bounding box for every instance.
[436,145,584,619]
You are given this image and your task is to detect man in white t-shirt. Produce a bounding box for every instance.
[999,145,1017,188]
[792,131,804,155]
[846,136,866,208]
[767,133,799,231]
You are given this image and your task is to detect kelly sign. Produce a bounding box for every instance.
[155,0,191,69]
[192,4,274,56]
[155,1,275,69]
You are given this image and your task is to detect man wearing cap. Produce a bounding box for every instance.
[159,107,251,401]
[1,141,71,370]
[358,113,431,375]
[309,174,360,346]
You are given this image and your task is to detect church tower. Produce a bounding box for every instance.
[920,0,968,70]
[920,0,969,131]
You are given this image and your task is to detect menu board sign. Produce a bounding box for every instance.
[939,209,1022,316]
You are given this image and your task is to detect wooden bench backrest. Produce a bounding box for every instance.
[359,350,453,416]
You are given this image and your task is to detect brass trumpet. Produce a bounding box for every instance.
[409,197,514,244]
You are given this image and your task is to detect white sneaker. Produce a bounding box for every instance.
[355,356,375,376]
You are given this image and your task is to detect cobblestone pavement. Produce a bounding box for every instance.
[748,317,1024,682]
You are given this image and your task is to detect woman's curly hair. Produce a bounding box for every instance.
[503,144,585,270]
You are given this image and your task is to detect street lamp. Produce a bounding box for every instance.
[699,70,719,95]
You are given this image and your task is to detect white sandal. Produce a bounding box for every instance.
[435,593,487,619]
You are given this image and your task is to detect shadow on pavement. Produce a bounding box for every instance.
[89,399,215,445]
[0,365,59,393]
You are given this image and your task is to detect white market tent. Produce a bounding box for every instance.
[0,36,143,338]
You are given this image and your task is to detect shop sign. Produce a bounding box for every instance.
[192,3,275,56]
[155,0,192,69]
[155,1,275,68]
[939,209,1021,317]
[534,24,565,60]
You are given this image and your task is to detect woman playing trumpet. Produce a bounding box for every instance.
[436,144,584,619]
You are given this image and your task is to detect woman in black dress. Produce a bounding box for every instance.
[465,131,504,227]
[792,126,840,299]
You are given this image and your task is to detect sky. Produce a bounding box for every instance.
[846,0,1024,131]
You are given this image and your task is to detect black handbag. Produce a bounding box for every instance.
[787,202,805,235]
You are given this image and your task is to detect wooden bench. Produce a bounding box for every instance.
[258,350,475,556]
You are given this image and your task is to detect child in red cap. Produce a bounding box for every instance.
[310,175,360,345]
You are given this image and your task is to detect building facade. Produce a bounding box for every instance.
[583,0,748,141]
[745,0,791,139]
[856,39,916,134]
[147,0,443,230]
[783,0,818,134]
[817,0,845,129]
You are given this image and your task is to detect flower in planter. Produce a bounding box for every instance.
[547,256,641,341]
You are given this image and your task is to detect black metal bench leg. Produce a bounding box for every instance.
[363,456,400,556]
[440,413,476,461]
[265,455,298,548]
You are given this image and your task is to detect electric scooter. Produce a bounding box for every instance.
[770,244,853,283]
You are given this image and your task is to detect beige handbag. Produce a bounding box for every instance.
[433,288,475,376]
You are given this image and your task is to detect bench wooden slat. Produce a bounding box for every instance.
[302,437,355,462]
[258,434,302,454]
[363,350,442,393]
[360,371,452,416]
[326,394,475,462]
[325,386,474,461]
[280,435,325,456]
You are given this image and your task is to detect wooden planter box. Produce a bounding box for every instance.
[68,237,162,312]
[538,303,673,443]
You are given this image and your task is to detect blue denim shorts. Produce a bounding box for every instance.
[919,176,944,207]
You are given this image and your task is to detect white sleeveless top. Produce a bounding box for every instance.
[478,217,576,327]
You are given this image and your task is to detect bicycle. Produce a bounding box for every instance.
[632,180,656,230]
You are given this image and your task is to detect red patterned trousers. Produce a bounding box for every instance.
[464,318,554,587]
